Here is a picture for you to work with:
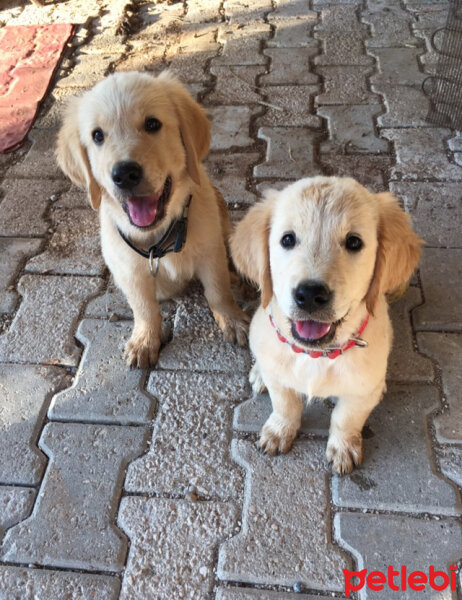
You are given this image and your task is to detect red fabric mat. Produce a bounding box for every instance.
[0,24,75,153]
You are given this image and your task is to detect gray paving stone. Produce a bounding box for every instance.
[208,65,265,104]
[0,239,42,313]
[390,182,461,247]
[0,487,35,540]
[436,445,462,488]
[206,152,259,205]
[0,179,68,236]
[0,365,65,485]
[318,154,391,192]
[253,127,319,178]
[363,1,418,47]
[262,48,319,85]
[224,0,271,22]
[55,184,88,209]
[318,105,388,154]
[313,0,360,5]
[186,0,221,23]
[234,393,331,436]
[125,370,248,499]
[333,384,460,515]
[383,128,462,181]
[157,288,251,372]
[25,207,105,276]
[373,83,431,127]
[0,274,103,366]
[218,439,351,590]
[267,17,319,48]
[213,23,270,66]
[8,129,64,179]
[217,590,321,600]
[57,52,122,89]
[268,0,315,20]
[208,106,254,150]
[1,422,147,571]
[315,67,380,105]
[369,47,425,86]
[314,33,373,66]
[0,567,120,600]
[115,47,165,74]
[417,333,462,444]
[335,513,461,600]
[84,281,132,319]
[448,133,462,151]
[414,249,462,331]
[387,287,434,383]
[48,320,154,424]
[119,497,237,600]
[314,4,364,31]
[257,86,322,128]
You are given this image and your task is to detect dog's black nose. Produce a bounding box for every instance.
[293,280,332,312]
[111,161,143,189]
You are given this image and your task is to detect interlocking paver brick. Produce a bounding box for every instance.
[333,384,460,514]
[125,370,247,499]
[208,106,254,149]
[270,0,315,20]
[373,83,431,127]
[417,333,462,444]
[369,47,425,86]
[48,320,154,424]
[185,0,221,23]
[363,1,418,48]
[0,567,120,600]
[390,182,461,247]
[313,0,360,5]
[224,0,272,23]
[315,67,379,105]
[436,445,462,488]
[0,178,67,236]
[383,128,462,181]
[315,4,365,31]
[218,439,351,590]
[257,86,322,127]
[115,47,165,74]
[262,48,319,85]
[387,287,434,382]
[118,497,237,600]
[253,127,319,178]
[0,238,41,312]
[25,207,105,276]
[157,288,251,372]
[335,513,461,600]
[234,393,331,435]
[57,52,122,89]
[314,34,373,66]
[84,280,132,319]
[8,129,65,179]
[206,152,259,205]
[267,17,319,48]
[57,184,88,208]
[1,422,147,571]
[0,365,65,485]
[413,249,462,331]
[217,590,321,600]
[448,133,462,151]
[0,487,35,539]
[318,105,388,154]
[213,23,270,66]
[318,154,391,192]
[0,274,103,365]
[208,65,264,104]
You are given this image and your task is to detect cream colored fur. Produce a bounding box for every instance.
[57,71,248,368]
[231,176,423,474]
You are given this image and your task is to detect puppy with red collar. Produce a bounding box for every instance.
[231,177,422,474]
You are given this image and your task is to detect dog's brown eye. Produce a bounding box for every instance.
[346,234,363,252]
[92,128,104,145]
[281,232,296,249]
[145,117,162,133]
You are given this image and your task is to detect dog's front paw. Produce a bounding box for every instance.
[124,330,160,369]
[215,309,250,347]
[249,362,267,394]
[258,414,299,456]
[326,433,363,475]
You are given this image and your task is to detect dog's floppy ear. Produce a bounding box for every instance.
[56,97,102,210]
[231,194,275,308]
[365,192,423,314]
[170,84,210,185]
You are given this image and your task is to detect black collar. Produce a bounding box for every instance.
[117,195,191,276]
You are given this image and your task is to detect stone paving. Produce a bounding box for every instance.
[0,0,461,598]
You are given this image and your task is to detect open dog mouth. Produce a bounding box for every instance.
[123,176,172,228]
[291,317,342,347]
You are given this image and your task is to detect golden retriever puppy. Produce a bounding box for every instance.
[56,71,249,367]
[231,177,423,474]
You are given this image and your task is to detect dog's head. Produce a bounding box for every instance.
[231,176,423,349]
[56,71,210,229]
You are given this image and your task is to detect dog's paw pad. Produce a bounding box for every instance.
[124,333,160,369]
[217,310,250,347]
[258,417,298,456]
[326,435,363,475]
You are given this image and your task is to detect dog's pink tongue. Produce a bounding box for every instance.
[294,320,331,341]
[126,196,159,227]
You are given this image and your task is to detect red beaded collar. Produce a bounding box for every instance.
[269,311,369,359]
